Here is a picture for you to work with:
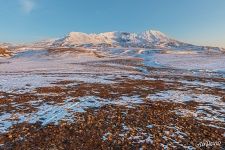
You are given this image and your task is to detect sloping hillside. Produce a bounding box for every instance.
[0,47,12,57]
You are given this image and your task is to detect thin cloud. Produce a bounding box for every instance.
[20,0,36,13]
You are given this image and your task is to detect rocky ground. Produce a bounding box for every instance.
[0,48,224,149]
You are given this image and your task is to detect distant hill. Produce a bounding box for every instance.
[0,47,12,57]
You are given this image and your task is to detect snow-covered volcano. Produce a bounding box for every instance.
[53,30,176,48]
[51,30,223,51]
[2,29,224,52]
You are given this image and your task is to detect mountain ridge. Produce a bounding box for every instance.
[53,30,175,47]
[51,30,224,52]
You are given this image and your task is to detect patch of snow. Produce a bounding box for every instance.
[147,90,223,106]
[0,96,108,133]
[0,73,118,94]
[146,124,154,129]
[174,109,198,118]
[113,95,144,107]
[0,94,147,133]
[155,53,225,72]
[0,113,13,133]
[148,90,225,123]
[178,80,225,90]
[162,126,195,149]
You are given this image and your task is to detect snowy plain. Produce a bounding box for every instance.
[0,47,225,149]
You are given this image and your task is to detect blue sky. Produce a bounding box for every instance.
[0,0,225,47]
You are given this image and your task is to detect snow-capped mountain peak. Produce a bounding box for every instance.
[53,30,173,48]
[140,30,169,43]
[17,29,222,52]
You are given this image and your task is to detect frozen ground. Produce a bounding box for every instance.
[0,48,224,149]
[154,53,225,72]
[148,90,225,123]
